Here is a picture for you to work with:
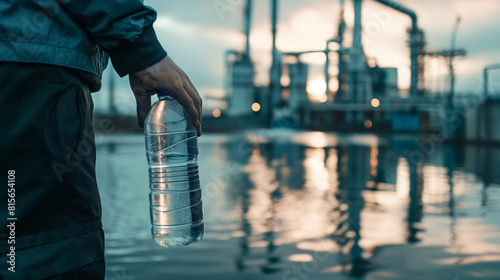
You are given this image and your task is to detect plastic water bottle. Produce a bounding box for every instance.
[144,91,204,247]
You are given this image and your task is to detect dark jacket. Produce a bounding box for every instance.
[0,1,167,278]
[0,0,167,91]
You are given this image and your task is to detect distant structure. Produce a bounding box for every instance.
[333,0,347,102]
[226,0,255,117]
[223,0,426,126]
[220,0,496,141]
[472,63,500,143]
[269,0,281,109]
[484,64,500,98]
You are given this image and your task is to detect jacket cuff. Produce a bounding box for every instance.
[106,26,167,77]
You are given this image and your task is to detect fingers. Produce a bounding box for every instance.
[130,74,154,128]
[131,56,203,135]
[183,84,202,136]
[185,78,203,129]
[174,86,201,135]
[135,94,151,128]
[153,74,202,135]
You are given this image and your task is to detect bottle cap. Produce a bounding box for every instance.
[157,90,168,97]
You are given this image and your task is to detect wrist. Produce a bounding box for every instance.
[106,26,167,77]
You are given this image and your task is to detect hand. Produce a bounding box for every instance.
[129,56,202,136]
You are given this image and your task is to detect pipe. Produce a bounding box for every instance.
[270,0,281,107]
[281,45,344,57]
[338,0,346,44]
[352,0,363,52]
[477,68,488,141]
[325,53,330,99]
[335,0,347,102]
[350,0,364,105]
[484,68,488,98]
[449,17,461,105]
[244,0,252,60]
[374,0,419,96]
[485,63,500,70]
[374,0,417,29]
[271,0,278,66]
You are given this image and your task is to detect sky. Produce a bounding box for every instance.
[94,0,500,114]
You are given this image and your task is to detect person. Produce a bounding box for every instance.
[0,0,202,279]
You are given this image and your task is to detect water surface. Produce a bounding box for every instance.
[96,130,500,280]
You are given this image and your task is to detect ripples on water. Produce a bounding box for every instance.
[96,131,500,280]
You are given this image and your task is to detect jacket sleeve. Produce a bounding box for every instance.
[58,0,167,77]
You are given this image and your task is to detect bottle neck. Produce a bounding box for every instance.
[157,90,173,101]
[159,95,174,101]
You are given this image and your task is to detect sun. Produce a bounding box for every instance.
[306,79,328,103]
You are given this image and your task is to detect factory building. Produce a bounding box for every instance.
[220,0,475,139]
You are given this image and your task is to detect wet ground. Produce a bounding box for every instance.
[96,130,500,280]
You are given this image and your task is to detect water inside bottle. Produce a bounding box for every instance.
[146,129,204,247]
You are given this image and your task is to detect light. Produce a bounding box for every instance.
[289,254,314,262]
[328,79,339,92]
[212,109,221,118]
[364,120,373,129]
[307,79,328,103]
[281,75,290,87]
[328,41,339,51]
[371,98,380,108]
[251,103,261,112]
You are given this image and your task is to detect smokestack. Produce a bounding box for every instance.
[352,0,363,52]
[337,0,346,44]
[271,0,278,67]
[244,0,252,60]
[270,0,281,107]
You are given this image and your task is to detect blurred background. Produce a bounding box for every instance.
[96,0,500,279]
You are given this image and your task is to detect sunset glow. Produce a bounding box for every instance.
[306,79,328,103]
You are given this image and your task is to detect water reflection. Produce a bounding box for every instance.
[98,132,500,280]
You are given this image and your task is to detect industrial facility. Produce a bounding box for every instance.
[213,0,500,142]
